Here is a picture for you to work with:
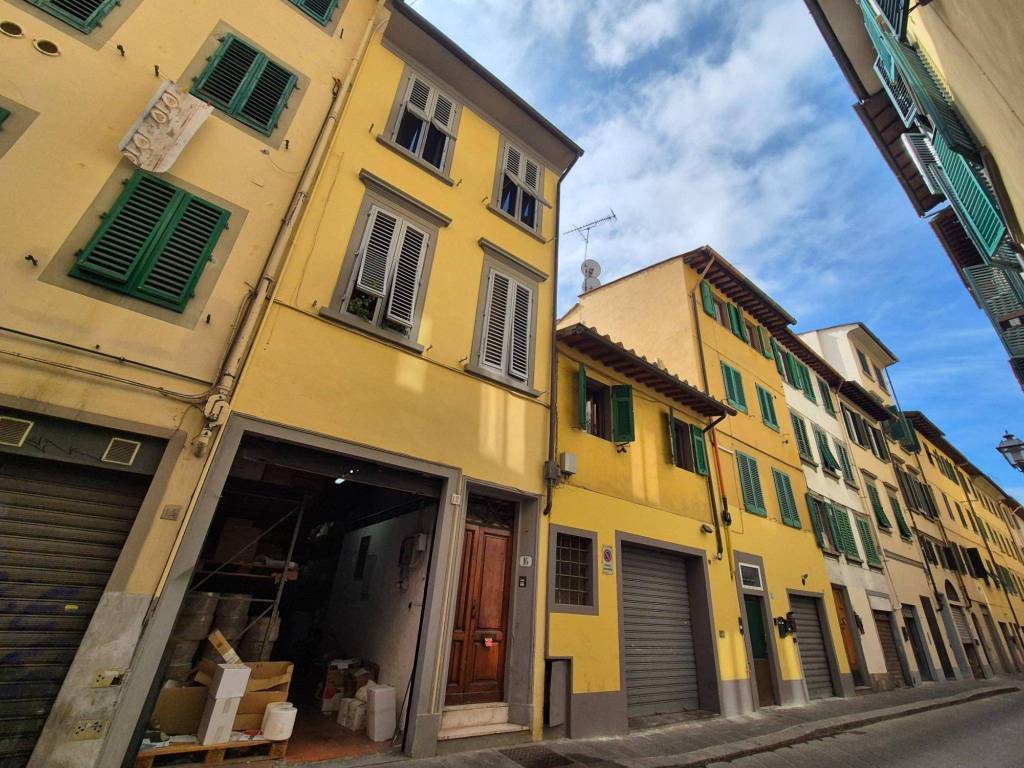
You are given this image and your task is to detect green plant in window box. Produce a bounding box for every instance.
[382,318,410,338]
[347,291,375,322]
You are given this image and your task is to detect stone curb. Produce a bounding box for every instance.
[629,686,1021,768]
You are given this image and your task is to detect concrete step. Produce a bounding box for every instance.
[437,722,529,742]
[440,702,509,730]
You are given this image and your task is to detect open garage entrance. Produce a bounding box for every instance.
[138,433,446,764]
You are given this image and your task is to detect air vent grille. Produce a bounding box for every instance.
[0,416,33,447]
[101,437,141,466]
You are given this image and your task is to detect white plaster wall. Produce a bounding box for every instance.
[326,508,434,714]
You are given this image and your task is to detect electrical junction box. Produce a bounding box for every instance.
[559,451,577,475]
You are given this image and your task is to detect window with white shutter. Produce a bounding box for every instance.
[478,269,535,384]
[341,204,432,340]
[497,141,544,232]
[391,71,459,174]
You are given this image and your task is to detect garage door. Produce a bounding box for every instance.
[790,596,834,699]
[621,544,698,716]
[873,610,906,688]
[0,455,150,768]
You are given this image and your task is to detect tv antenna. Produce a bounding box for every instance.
[565,210,617,263]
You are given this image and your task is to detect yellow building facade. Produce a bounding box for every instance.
[0,1,380,765]
[558,248,854,723]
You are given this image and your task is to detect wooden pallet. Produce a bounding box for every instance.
[135,737,287,767]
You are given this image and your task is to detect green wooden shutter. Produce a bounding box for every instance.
[611,385,634,443]
[193,35,297,136]
[756,385,778,429]
[721,363,746,411]
[823,502,843,554]
[290,0,339,25]
[857,517,883,566]
[737,452,766,516]
[691,424,709,476]
[931,130,1007,256]
[773,469,800,529]
[807,494,826,549]
[799,364,816,403]
[31,0,119,32]
[668,408,678,466]
[835,442,856,486]
[769,338,785,377]
[790,413,814,463]
[0,106,9,130]
[757,327,773,359]
[727,304,744,338]
[71,172,229,312]
[577,363,588,429]
[867,484,892,529]
[833,508,860,560]
[811,428,833,471]
[700,281,716,317]
[818,379,836,415]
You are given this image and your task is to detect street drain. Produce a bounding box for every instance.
[500,746,575,768]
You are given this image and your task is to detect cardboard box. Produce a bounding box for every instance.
[209,663,251,699]
[198,695,241,745]
[212,517,260,563]
[154,661,294,735]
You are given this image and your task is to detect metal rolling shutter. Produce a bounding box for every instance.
[873,610,906,688]
[621,544,698,716]
[791,596,834,699]
[950,604,973,643]
[0,456,149,768]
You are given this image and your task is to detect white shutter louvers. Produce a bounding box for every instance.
[508,282,533,381]
[481,271,511,371]
[355,207,399,298]
[385,222,428,328]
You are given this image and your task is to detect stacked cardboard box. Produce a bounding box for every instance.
[197,664,250,745]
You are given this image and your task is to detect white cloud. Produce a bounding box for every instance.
[584,0,688,68]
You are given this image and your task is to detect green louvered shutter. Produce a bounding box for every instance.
[668,408,678,466]
[31,0,119,32]
[823,502,843,554]
[770,338,785,377]
[700,281,716,316]
[727,304,745,339]
[931,131,1007,256]
[834,508,860,561]
[807,495,826,548]
[757,385,778,429]
[691,424,709,476]
[813,428,840,472]
[721,363,746,411]
[611,385,635,443]
[790,413,814,463]
[290,0,339,25]
[71,172,229,312]
[857,517,883,566]
[818,379,836,415]
[860,0,896,79]
[773,469,800,529]
[835,442,856,486]
[577,363,588,429]
[800,364,817,403]
[737,452,766,516]
[867,484,892,530]
[757,327,773,359]
[0,106,10,129]
[193,35,297,136]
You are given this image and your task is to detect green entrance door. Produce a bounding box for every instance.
[745,594,776,706]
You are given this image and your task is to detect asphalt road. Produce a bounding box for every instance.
[709,689,1024,768]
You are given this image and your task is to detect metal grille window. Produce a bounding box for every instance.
[555,533,593,607]
[70,172,229,312]
[24,0,118,33]
[193,35,297,136]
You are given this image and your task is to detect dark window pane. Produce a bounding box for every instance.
[520,191,536,227]
[395,110,424,153]
[421,124,447,169]
[500,175,518,216]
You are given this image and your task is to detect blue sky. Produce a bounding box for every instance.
[415,0,1024,501]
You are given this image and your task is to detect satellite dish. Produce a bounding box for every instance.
[581,259,602,278]
[583,276,602,292]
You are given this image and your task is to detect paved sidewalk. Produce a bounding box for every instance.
[296,676,1022,768]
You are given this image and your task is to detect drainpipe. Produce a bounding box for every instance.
[193,2,388,457]
[543,152,581,516]
[688,250,726,561]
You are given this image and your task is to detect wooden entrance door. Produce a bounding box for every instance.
[832,586,863,686]
[445,498,514,705]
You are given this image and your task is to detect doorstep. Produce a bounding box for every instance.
[438,702,529,742]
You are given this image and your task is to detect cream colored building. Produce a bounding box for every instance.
[805,0,1024,388]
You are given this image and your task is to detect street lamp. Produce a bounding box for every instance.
[996,432,1024,472]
